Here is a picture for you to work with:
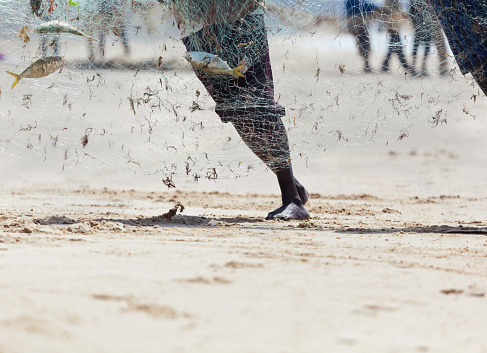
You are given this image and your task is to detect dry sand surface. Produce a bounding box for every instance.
[2,117,487,352]
[1,27,487,353]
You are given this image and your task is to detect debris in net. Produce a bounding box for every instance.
[21,94,33,109]
[162,176,176,188]
[338,64,346,74]
[397,131,409,141]
[237,41,254,48]
[162,201,185,220]
[431,109,446,126]
[190,101,202,112]
[19,120,37,132]
[16,25,30,44]
[395,92,412,101]
[127,96,136,115]
[206,168,218,180]
[111,28,121,37]
[6,56,65,89]
[81,134,88,148]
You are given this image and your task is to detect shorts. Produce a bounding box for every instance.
[182,14,285,123]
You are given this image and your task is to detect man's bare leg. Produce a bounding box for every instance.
[232,116,309,220]
[181,14,307,219]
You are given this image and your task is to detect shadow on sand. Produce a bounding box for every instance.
[34,213,264,227]
[33,215,487,234]
[337,225,487,235]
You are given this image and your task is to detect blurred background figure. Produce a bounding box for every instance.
[32,0,60,57]
[381,0,412,74]
[86,0,130,61]
[431,14,449,76]
[409,0,448,76]
[344,0,380,72]
[409,0,432,76]
[40,17,60,57]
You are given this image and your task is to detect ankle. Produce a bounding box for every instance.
[282,195,303,206]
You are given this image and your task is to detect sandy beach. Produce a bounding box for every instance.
[2,114,487,352]
[1,8,487,352]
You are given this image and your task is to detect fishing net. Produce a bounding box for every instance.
[0,0,485,183]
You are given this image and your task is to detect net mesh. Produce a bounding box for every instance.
[0,0,485,182]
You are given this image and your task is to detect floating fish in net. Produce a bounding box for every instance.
[184,51,245,78]
[6,56,65,89]
[33,20,95,40]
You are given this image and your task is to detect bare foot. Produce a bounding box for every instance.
[266,202,310,220]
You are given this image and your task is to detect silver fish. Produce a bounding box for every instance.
[33,20,95,40]
[6,56,65,89]
[184,51,245,78]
